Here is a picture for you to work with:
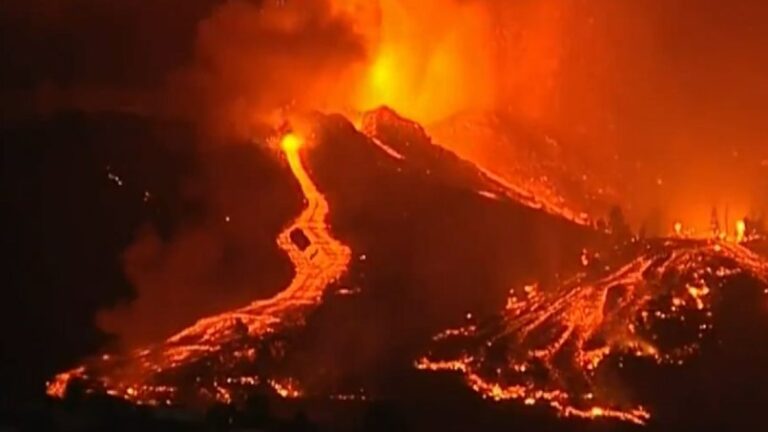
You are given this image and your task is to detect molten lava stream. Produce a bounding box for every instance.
[417,239,768,425]
[47,132,352,402]
[168,132,351,342]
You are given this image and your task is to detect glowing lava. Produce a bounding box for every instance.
[418,239,768,425]
[165,130,351,341]
[47,131,351,404]
[280,132,303,153]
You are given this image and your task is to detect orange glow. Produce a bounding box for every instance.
[669,213,755,243]
[336,1,766,228]
[342,1,574,128]
[280,132,304,153]
[269,378,303,399]
[327,1,605,225]
[736,219,747,243]
[349,0,495,124]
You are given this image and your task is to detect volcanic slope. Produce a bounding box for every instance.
[47,108,601,406]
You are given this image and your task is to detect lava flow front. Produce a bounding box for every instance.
[47,132,351,405]
[417,238,768,425]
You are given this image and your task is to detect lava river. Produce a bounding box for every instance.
[46,132,351,404]
[417,239,768,425]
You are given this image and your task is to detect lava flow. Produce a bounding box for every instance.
[47,132,351,405]
[417,238,768,425]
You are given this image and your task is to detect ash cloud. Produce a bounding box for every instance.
[166,0,367,138]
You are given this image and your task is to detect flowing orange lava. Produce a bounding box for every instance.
[165,132,351,343]
[47,131,351,404]
[418,239,768,425]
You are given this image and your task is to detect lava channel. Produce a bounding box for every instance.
[47,132,352,405]
[417,239,768,425]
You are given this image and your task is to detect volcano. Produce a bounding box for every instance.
[43,108,768,429]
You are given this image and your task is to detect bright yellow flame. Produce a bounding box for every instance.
[735,219,746,242]
[281,133,303,153]
[674,221,683,236]
[370,53,395,96]
[352,0,495,125]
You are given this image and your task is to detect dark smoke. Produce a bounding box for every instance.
[165,0,366,138]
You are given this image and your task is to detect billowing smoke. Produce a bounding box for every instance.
[165,0,366,138]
